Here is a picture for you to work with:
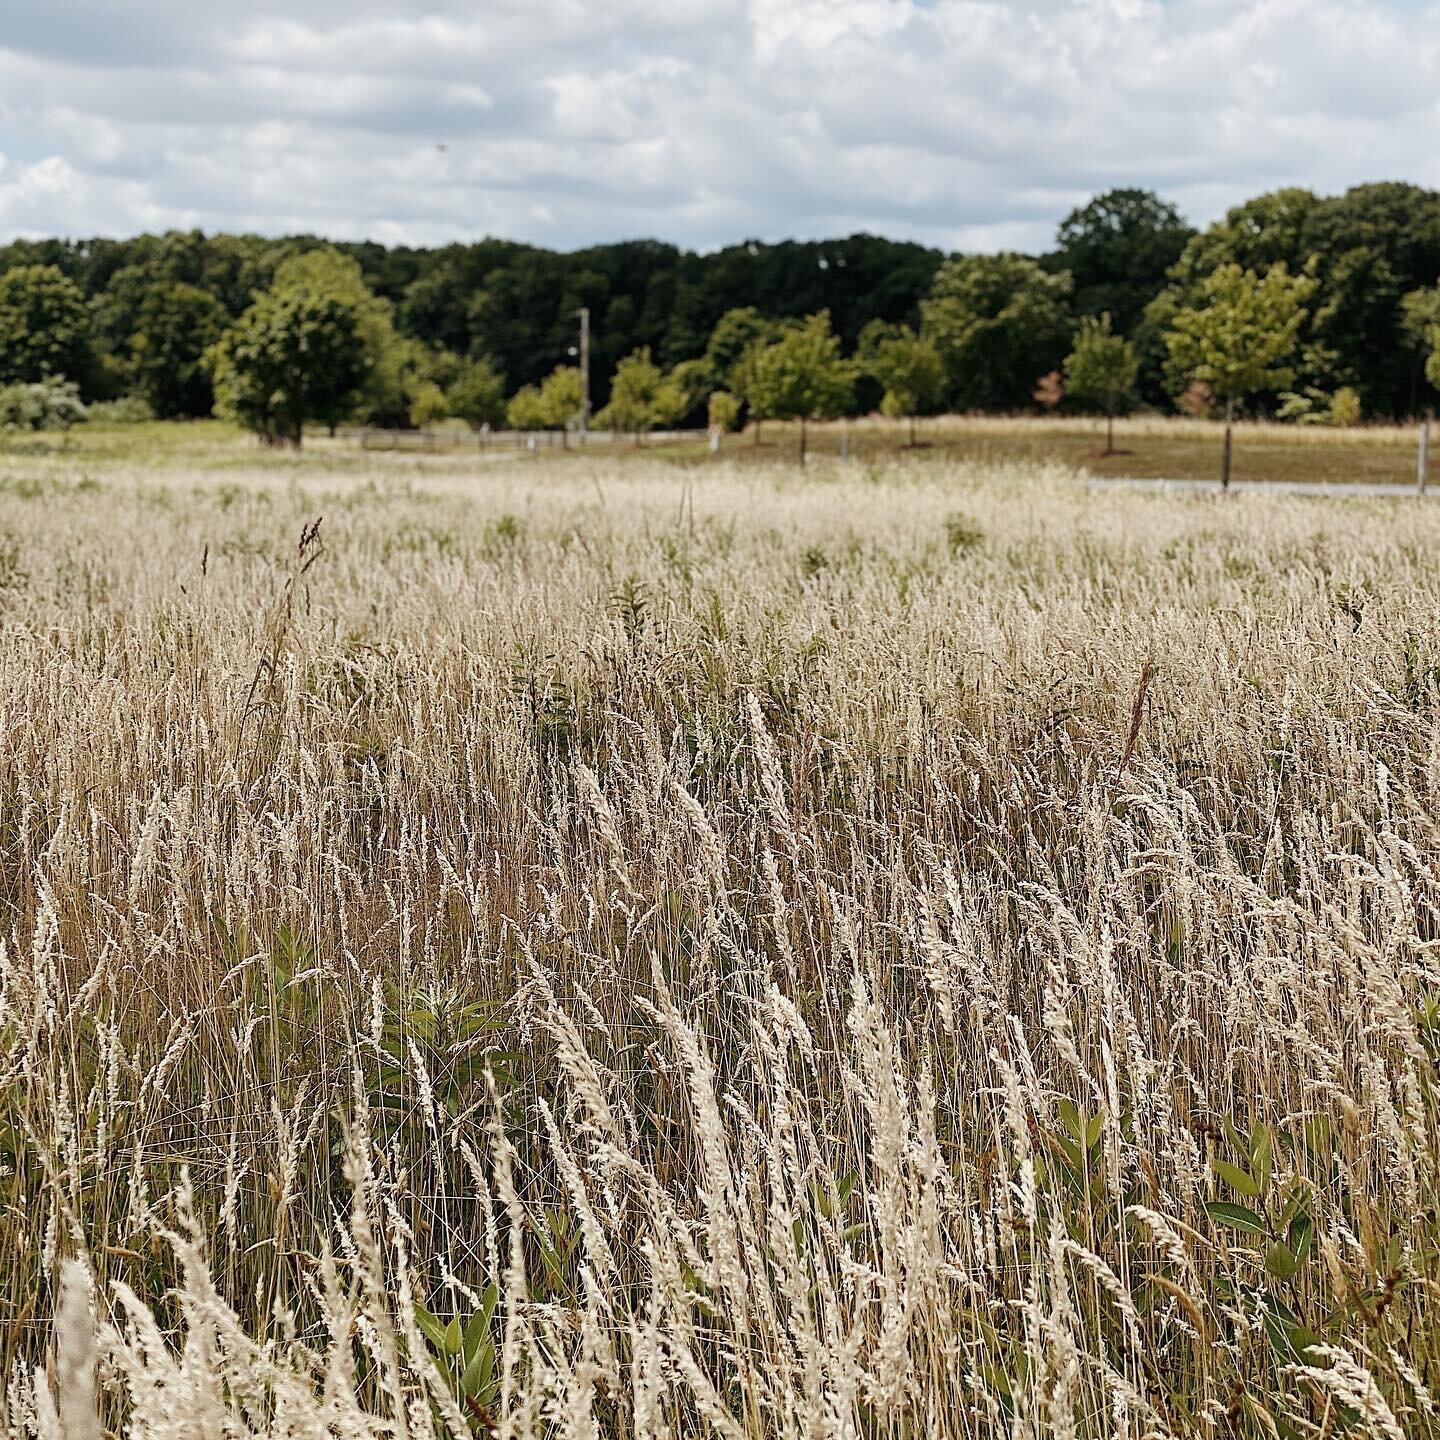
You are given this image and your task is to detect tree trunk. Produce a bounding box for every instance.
[799,416,807,463]
[1221,396,1233,492]
[753,418,762,447]
[1106,409,1114,456]
[909,413,917,447]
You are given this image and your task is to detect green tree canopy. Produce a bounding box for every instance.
[0,265,92,388]
[447,357,507,429]
[1403,287,1440,393]
[749,311,857,458]
[130,282,228,418]
[1297,181,1440,414]
[921,255,1073,411]
[666,357,715,425]
[1062,313,1139,454]
[1050,189,1193,336]
[706,306,782,383]
[536,365,584,430]
[664,236,941,363]
[1170,188,1321,284]
[272,248,415,427]
[1152,183,1440,415]
[1164,262,1317,486]
[858,322,944,443]
[507,365,583,434]
[408,382,450,430]
[1165,263,1316,412]
[205,287,367,447]
[703,306,794,437]
[594,349,685,441]
[505,386,548,431]
[5,184,1439,423]
[707,391,741,434]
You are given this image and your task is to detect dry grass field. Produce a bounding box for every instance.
[679,417,1434,489]
[3,442,1440,1438]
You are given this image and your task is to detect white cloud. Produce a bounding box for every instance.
[0,0,1438,251]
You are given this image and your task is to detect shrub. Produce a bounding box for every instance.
[1330,385,1363,427]
[86,395,155,425]
[0,377,87,431]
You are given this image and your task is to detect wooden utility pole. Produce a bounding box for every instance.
[576,307,591,438]
[1221,396,1234,492]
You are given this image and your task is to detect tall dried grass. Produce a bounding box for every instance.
[1,451,1439,1437]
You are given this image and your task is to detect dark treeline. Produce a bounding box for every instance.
[0,229,941,415]
[2,179,1439,426]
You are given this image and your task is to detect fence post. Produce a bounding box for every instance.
[1421,418,1431,495]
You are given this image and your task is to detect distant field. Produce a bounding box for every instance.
[665,414,1436,487]
[9,411,1428,489]
[5,445,1440,1437]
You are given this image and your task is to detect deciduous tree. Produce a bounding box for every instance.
[749,311,857,460]
[0,265,92,388]
[272,248,411,427]
[205,288,366,447]
[921,255,1072,411]
[409,383,450,431]
[859,323,944,445]
[594,349,685,443]
[130,282,227,418]
[1402,287,1440,397]
[707,390,741,436]
[507,365,583,439]
[1165,262,1316,488]
[447,357,507,429]
[1063,313,1139,454]
[1049,189,1192,336]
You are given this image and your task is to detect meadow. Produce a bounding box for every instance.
[2,438,1440,1438]
[3,412,1434,491]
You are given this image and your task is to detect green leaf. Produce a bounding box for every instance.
[1214,1159,1261,1198]
[1084,1113,1104,1151]
[1058,1097,1082,1144]
[1205,1200,1268,1236]
[1260,1293,1322,1359]
[981,1364,1013,1399]
[414,1305,448,1354]
[475,1343,497,1404]
[1251,1124,1273,1194]
[1276,1183,1308,1234]
[460,1338,495,1401]
[1222,1116,1249,1158]
[1288,1215,1314,1265]
[1049,1132,1085,1178]
[1265,1241,1299,1281]
[443,1317,463,1357]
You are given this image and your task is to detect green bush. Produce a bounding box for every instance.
[86,395,155,425]
[0,378,87,432]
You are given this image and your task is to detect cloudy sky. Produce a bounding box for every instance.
[1,0,1437,255]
